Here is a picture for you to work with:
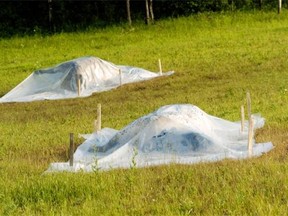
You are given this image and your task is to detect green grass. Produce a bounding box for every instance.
[0,11,288,215]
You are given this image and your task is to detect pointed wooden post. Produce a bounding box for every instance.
[158,59,162,75]
[95,103,102,132]
[119,69,122,86]
[77,73,81,96]
[246,91,251,121]
[248,117,254,157]
[241,105,245,132]
[69,133,74,166]
[246,91,253,157]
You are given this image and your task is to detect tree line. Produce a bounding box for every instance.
[0,0,286,37]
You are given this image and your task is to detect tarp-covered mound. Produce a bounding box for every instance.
[0,56,173,103]
[46,104,273,172]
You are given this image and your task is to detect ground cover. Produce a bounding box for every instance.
[0,11,288,215]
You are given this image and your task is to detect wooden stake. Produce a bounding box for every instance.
[77,73,81,96]
[95,103,101,132]
[241,105,245,132]
[248,117,254,157]
[119,69,122,86]
[69,133,74,166]
[158,59,162,75]
[246,91,253,157]
[246,91,251,121]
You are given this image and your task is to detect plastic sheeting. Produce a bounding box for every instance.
[0,56,173,103]
[46,104,273,172]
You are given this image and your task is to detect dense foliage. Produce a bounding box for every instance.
[0,0,287,37]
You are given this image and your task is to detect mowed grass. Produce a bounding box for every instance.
[0,11,288,215]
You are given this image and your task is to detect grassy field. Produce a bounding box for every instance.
[0,11,288,215]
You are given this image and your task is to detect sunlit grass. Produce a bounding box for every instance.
[0,11,288,215]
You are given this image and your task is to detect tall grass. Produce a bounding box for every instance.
[0,11,288,215]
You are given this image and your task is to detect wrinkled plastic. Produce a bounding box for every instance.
[46,104,273,172]
[0,56,173,103]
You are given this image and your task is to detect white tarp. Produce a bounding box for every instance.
[0,56,173,103]
[46,104,273,172]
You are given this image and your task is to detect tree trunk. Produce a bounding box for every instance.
[149,0,154,23]
[126,0,132,26]
[231,0,234,11]
[278,0,282,14]
[259,0,263,10]
[48,0,53,31]
[145,0,150,25]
